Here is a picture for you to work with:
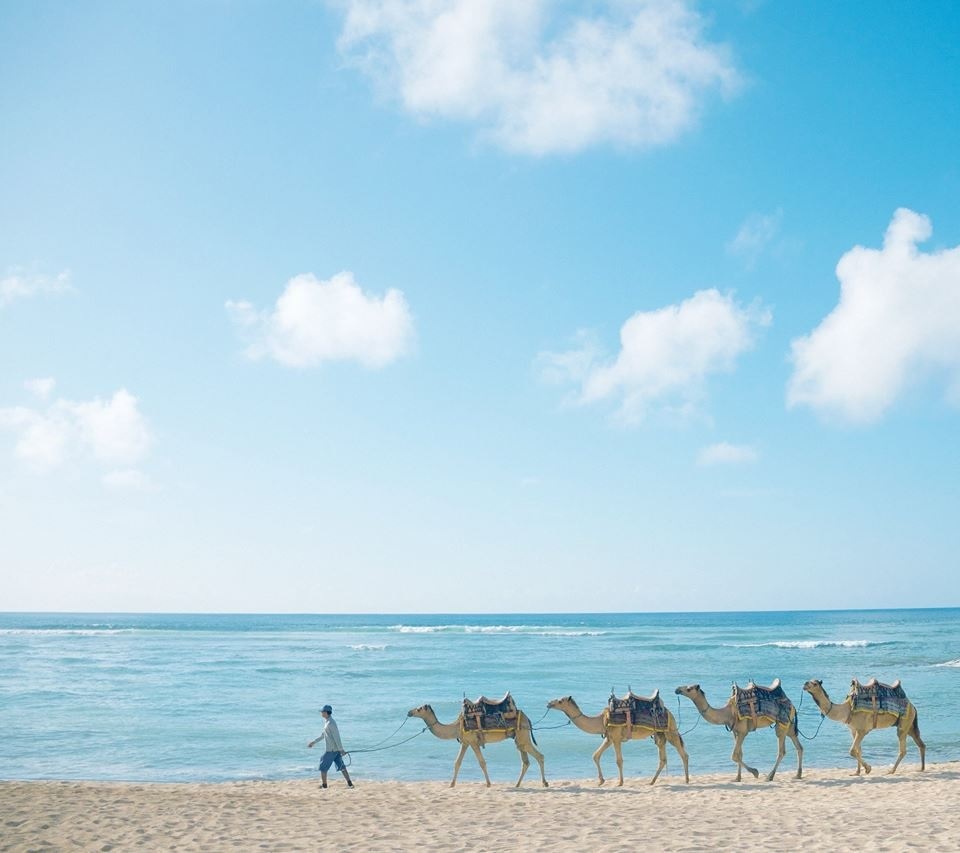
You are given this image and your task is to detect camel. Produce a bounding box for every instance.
[802,679,925,775]
[675,681,803,781]
[547,694,689,786]
[408,702,548,788]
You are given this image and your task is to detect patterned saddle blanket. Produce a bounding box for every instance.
[732,679,794,726]
[462,693,519,731]
[606,690,669,730]
[849,679,909,716]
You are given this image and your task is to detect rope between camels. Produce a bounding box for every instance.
[676,695,701,737]
[528,708,552,727]
[795,690,827,741]
[533,719,573,731]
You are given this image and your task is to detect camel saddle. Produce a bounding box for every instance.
[461,693,519,732]
[731,679,793,726]
[848,679,909,717]
[606,690,669,731]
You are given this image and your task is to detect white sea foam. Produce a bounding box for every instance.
[726,640,874,649]
[0,628,135,636]
[389,624,606,636]
[389,625,456,633]
[350,644,388,651]
[534,630,607,637]
[933,658,960,668]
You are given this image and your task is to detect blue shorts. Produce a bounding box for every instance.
[319,751,345,772]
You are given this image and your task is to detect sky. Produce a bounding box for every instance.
[1,0,959,613]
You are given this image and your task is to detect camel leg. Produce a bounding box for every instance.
[666,729,690,783]
[649,733,668,786]
[450,742,469,788]
[521,734,548,788]
[766,729,786,782]
[789,728,804,779]
[849,730,871,775]
[910,714,926,771]
[731,731,759,781]
[514,745,530,787]
[889,729,908,775]
[469,742,492,787]
[612,738,625,786]
[592,738,612,786]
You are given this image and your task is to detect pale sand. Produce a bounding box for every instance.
[2,763,958,852]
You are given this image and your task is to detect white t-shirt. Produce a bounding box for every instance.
[319,717,344,752]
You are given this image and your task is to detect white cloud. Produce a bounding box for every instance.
[66,390,152,465]
[24,377,56,400]
[0,406,72,469]
[227,271,415,368]
[0,269,72,307]
[727,209,782,267]
[102,469,155,491]
[336,0,740,155]
[0,386,152,473]
[698,441,759,465]
[540,289,770,422]
[788,209,960,423]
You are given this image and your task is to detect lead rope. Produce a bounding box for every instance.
[676,695,701,737]
[340,716,430,767]
[796,690,826,741]
[529,708,552,727]
[534,706,574,731]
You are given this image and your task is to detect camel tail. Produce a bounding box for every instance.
[521,712,538,746]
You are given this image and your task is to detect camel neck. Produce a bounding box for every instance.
[566,707,605,735]
[424,716,461,740]
[692,694,731,726]
[816,691,848,722]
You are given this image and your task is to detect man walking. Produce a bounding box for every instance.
[308,704,354,788]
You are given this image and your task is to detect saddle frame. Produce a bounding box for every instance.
[730,678,794,728]
[603,689,669,736]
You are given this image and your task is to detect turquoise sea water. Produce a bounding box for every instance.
[1,610,957,784]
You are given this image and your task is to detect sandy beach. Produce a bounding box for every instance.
[3,762,957,852]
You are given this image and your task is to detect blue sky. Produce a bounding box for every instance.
[1,1,958,612]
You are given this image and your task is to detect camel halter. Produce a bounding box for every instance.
[796,690,828,741]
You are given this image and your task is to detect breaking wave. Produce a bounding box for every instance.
[0,628,135,636]
[725,640,879,649]
[350,644,388,652]
[933,658,960,668]
[389,624,606,636]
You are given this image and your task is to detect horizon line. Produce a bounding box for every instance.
[2,605,958,617]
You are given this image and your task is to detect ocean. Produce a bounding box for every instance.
[1,610,957,784]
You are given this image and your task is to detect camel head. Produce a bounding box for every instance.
[407,704,434,719]
[675,684,702,699]
[547,695,576,712]
[802,679,824,695]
